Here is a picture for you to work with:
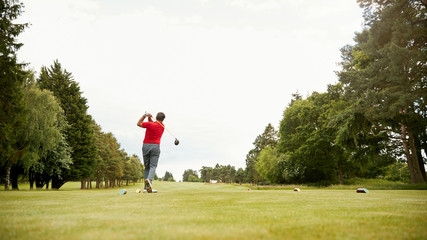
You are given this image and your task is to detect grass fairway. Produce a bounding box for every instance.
[1,182,426,240]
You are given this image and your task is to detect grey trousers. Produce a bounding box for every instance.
[142,143,160,186]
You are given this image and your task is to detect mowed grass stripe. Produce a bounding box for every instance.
[0,181,426,240]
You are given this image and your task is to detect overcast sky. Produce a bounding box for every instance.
[17,0,364,181]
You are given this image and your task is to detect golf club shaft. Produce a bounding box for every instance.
[152,118,178,139]
[145,112,179,140]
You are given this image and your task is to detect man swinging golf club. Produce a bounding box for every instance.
[137,112,166,193]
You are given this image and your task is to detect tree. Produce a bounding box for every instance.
[182,169,199,182]
[37,60,97,187]
[278,86,356,184]
[123,154,142,185]
[22,81,72,189]
[199,166,213,182]
[187,175,199,182]
[245,123,278,184]
[235,168,245,184]
[103,132,122,188]
[92,120,107,188]
[337,0,427,183]
[162,171,175,182]
[0,0,29,190]
[255,147,284,184]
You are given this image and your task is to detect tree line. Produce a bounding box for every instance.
[182,0,426,185]
[0,0,142,190]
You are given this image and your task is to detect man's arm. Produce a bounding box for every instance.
[147,114,154,122]
[137,113,152,127]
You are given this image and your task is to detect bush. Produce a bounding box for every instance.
[383,161,410,183]
[188,175,199,182]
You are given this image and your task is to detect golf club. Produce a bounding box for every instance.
[146,112,180,146]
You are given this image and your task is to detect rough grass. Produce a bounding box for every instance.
[246,178,427,190]
[0,181,426,240]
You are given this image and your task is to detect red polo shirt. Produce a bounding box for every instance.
[142,121,165,144]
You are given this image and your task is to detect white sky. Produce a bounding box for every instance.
[17,0,364,181]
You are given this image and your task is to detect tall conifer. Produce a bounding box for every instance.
[0,0,28,190]
[37,60,97,187]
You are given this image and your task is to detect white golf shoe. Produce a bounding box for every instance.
[143,189,157,193]
[144,179,152,193]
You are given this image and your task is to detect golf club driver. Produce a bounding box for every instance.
[146,112,180,146]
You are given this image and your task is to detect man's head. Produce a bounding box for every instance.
[156,112,166,122]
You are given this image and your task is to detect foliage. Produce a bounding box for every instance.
[383,160,411,183]
[22,81,72,189]
[187,175,199,182]
[199,166,213,182]
[255,147,284,184]
[244,123,278,184]
[37,60,97,184]
[123,154,143,184]
[162,171,175,182]
[278,86,351,184]
[199,164,239,183]
[92,120,142,188]
[0,1,138,190]
[337,0,427,183]
[182,169,199,182]
[235,168,245,184]
[0,0,28,190]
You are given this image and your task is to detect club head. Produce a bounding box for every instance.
[174,138,179,146]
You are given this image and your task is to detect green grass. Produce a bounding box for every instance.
[245,178,427,190]
[1,181,426,240]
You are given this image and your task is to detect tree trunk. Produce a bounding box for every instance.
[338,160,344,185]
[35,173,44,189]
[29,168,34,190]
[414,135,427,181]
[5,165,11,190]
[11,166,20,190]
[86,179,90,189]
[51,176,66,189]
[46,180,49,189]
[407,127,425,183]
[402,124,416,183]
[81,179,85,189]
[401,123,425,184]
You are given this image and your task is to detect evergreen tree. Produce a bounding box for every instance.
[102,132,122,188]
[235,168,245,184]
[244,123,278,184]
[199,166,213,182]
[37,60,97,187]
[163,171,175,182]
[337,0,426,183]
[0,0,28,190]
[182,169,199,182]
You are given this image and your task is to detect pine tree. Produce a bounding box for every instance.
[37,60,97,187]
[0,0,29,190]
[337,0,426,183]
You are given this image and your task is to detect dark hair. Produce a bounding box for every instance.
[156,112,165,121]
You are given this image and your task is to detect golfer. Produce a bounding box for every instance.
[137,112,166,193]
